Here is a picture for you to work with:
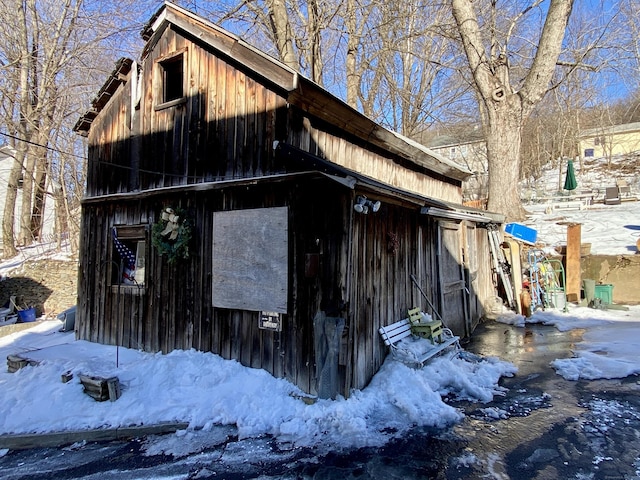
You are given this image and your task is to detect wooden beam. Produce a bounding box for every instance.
[565,223,582,302]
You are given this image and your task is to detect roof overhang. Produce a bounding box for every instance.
[81,163,502,225]
[73,58,133,135]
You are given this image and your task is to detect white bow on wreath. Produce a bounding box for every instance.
[160,208,181,240]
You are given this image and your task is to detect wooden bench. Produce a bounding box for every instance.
[545,200,585,213]
[379,318,460,367]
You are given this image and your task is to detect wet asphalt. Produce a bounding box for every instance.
[450,320,640,480]
[2,320,640,479]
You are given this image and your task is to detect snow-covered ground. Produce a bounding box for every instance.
[523,201,639,256]
[0,302,639,459]
[520,152,639,256]
[0,320,516,450]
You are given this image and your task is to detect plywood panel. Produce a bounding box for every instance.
[212,207,288,312]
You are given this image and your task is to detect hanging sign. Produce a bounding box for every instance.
[259,311,282,331]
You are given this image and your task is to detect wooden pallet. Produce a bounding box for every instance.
[6,354,39,373]
[79,374,121,402]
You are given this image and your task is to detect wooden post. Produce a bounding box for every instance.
[565,223,582,302]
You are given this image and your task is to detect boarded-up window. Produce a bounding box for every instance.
[212,207,288,313]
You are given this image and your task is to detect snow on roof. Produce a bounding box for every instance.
[579,121,640,138]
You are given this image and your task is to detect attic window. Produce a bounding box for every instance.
[162,55,183,101]
[155,49,186,110]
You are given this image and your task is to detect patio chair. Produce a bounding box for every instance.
[0,295,17,322]
[616,179,631,197]
[604,186,621,205]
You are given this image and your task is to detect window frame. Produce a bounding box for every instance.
[111,225,148,291]
[154,48,188,111]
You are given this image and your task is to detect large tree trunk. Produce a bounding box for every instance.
[485,97,526,220]
[266,0,300,71]
[2,148,23,258]
[19,143,36,246]
[345,0,358,107]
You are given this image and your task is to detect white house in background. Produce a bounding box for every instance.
[0,144,57,257]
[579,122,640,159]
[427,135,488,203]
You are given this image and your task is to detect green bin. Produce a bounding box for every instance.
[594,284,614,305]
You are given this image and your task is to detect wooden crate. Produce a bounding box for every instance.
[79,374,121,402]
[6,355,39,373]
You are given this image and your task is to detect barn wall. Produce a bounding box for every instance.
[298,121,461,203]
[79,22,491,397]
[474,226,493,320]
[87,26,461,201]
[346,203,440,392]
[78,178,353,396]
[85,75,133,197]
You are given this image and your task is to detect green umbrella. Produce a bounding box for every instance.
[563,159,577,191]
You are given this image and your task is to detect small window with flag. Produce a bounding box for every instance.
[112,226,146,286]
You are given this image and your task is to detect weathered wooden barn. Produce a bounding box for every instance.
[74,2,503,398]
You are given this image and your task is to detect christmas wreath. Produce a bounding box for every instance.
[152,207,192,264]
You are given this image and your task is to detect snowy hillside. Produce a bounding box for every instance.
[519,152,640,256]
[522,151,639,202]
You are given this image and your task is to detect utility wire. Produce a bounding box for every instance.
[0,131,86,161]
[1,131,198,180]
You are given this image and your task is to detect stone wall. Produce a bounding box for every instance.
[582,254,640,305]
[0,257,79,318]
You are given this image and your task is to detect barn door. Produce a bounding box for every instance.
[438,221,470,338]
[465,223,480,329]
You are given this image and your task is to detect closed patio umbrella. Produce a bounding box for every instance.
[563,159,577,191]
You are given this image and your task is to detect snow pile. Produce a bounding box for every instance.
[0,321,515,449]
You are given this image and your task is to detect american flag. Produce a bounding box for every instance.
[112,228,136,282]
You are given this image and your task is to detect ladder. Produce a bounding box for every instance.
[487,225,516,310]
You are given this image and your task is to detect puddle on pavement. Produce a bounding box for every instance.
[446,320,640,480]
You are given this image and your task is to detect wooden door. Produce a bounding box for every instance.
[438,221,470,338]
[465,223,480,329]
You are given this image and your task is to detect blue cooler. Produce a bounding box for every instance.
[504,223,537,245]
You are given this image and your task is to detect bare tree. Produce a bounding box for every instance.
[210,0,468,136]
[0,0,157,258]
[451,0,576,220]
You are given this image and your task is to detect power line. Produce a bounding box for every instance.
[0,132,86,161]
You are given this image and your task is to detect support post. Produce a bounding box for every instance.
[565,223,582,302]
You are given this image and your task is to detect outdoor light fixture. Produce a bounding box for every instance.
[353,195,381,214]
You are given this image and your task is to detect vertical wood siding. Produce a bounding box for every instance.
[80,25,492,397]
[346,205,440,392]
